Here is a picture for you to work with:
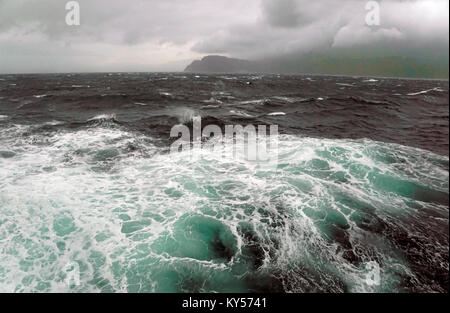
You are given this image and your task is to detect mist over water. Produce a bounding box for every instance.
[0,73,448,293]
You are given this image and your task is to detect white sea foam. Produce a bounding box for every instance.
[173,107,200,123]
[237,99,265,105]
[71,85,90,88]
[363,79,379,83]
[44,120,65,126]
[229,110,254,117]
[267,112,286,116]
[87,113,116,121]
[272,96,302,103]
[0,126,447,293]
[407,87,445,96]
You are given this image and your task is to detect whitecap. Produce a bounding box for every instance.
[237,99,265,105]
[272,96,301,103]
[87,113,116,122]
[229,110,254,118]
[267,112,286,116]
[407,87,445,96]
[44,120,64,126]
[71,85,90,88]
[173,107,200,123]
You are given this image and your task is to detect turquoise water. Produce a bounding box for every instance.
[0,125,448,292]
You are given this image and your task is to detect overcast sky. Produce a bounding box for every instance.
[0,0,448,73]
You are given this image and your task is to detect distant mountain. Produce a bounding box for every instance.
[184,54,449,79]
[184,55,258,73]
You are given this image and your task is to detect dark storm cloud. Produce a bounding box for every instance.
[0,0,448,73]
[194,0,449,60]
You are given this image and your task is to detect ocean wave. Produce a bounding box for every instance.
[267,112,286,116]
[71,85,90,88]
[159,91,173,98]
[363,79,379,83]
[0,73,448,293]
[407,87,446,96]
[229,110,255,118]
[0,128,447,293]
[271,96,301,103]
[348,96,393,106]
[87,113,117,122]
[202,98,223,106]
[44,120,65,126]
[83,113,123,128]
[236,99,266,105]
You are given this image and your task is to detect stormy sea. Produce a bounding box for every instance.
[0,73,448,293]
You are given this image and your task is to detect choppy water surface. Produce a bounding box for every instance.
[0,73,448,292]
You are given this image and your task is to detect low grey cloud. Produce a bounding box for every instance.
[0,0,448,73]
[262,0,305,28]
[195,0,449,60]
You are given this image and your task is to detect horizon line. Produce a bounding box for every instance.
[0,70,449,81]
